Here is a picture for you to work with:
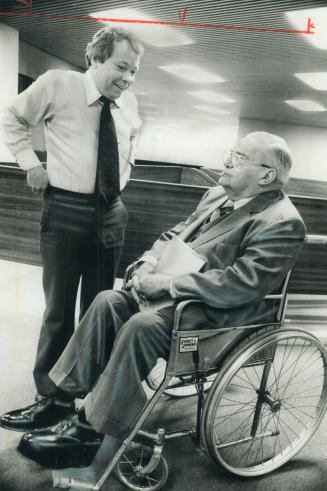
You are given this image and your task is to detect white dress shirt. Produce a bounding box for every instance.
[233,196,253,210]
[2,69,141,193]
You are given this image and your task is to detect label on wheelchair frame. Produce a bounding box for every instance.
[179,336,199,352]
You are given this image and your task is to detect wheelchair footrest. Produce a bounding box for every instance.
[53,477,99,490]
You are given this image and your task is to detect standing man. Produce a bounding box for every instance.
[2,27,143,400]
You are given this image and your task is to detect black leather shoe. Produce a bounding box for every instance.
[18,414,103,469]
[0,396,75,432]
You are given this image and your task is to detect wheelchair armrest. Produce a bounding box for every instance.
[173,299,203,331]
[172,282,290,332]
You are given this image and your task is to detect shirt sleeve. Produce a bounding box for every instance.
[1,71,54,170]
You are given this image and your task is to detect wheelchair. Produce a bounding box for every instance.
[54,234,327,490]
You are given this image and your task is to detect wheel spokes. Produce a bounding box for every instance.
[210,334,327,474]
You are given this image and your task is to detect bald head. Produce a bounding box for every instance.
[219,131,293,201]
[241,132,292,186]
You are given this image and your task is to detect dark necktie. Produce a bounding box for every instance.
[219,203,234,217]
[208,200,234,222]
[96,96,120,203]
[188,200,234,242]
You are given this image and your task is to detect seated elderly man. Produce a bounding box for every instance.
[0,131,306,469]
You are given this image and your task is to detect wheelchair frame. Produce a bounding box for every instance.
[53,234,327,490]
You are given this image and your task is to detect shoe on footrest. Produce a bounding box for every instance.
[0,396,75,432]
[18,414,104,469]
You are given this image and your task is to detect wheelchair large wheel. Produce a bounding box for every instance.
[202,328,327,477]
[115,443,168,490]
[164,373,217,397]
[146,358,215,397]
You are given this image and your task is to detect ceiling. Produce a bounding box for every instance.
[2,0,327,131]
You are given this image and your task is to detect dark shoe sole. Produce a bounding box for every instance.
[17,439,102,469]
[0,420,31,432]
[0,414,76,433]
[0,409,76,433]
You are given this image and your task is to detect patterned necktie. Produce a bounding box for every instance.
[96,96,120,203]
[209,200,234,222]
[189,200,234,242]
[219,201,234,216]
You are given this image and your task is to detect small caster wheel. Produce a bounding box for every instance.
[115,443,168,490]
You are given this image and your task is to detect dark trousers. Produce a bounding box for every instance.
[49,290,175,439]
[34,187,127,396]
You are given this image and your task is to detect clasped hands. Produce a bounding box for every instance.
[126,263,171,306]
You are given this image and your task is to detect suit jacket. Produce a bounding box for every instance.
[143,187,306,329]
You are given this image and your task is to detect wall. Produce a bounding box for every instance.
[137,116,327,182]
[2,21,327,182]
[0,23,18,163]
[137,122,239,169]
[238,118,327,182]
[19,40,80,80]
[0,23,81,163]
[19,41,80,152]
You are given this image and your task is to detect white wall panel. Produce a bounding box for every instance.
[239,118,327,182]
[0,22,18,162]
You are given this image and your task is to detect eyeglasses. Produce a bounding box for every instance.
[223,150,270,169]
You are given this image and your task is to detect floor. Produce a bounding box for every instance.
[0,259,327,491]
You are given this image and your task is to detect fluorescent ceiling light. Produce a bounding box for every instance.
[189,91,234,103]
[285,99,326,111]
[194,105,231,115]
[159,65,224,83]
[295,72,327,90]
[90,8,193,47]
[286,7,327,49]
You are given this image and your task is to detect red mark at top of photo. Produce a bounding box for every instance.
[0,2,316,36]
[16,0,32,9]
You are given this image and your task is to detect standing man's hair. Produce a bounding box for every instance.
[85,26,144,68]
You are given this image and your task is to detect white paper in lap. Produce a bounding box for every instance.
[139,236,206,312]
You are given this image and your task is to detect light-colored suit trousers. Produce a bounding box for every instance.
[49,289,175,439]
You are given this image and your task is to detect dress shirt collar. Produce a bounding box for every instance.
[84,69,120,108]
[233,196,254,210]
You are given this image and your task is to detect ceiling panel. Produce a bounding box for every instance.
[1,0,327,128]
